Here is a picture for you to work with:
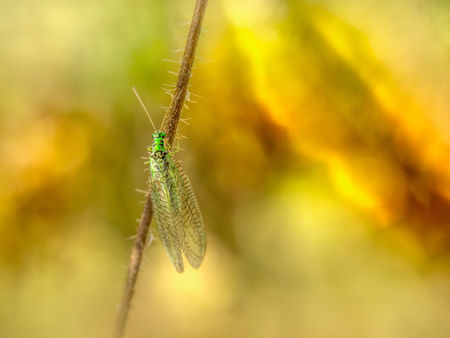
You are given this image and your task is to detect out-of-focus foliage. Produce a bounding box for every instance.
[1,0,450,337]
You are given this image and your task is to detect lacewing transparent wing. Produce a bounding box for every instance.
[149,131,206,273]
[171,159,207,268]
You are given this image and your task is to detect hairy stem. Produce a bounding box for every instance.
[114,193,153,338]
[163,0,208,146]
[114,1,208,337]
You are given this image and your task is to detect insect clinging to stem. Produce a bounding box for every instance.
[132,87,207,273]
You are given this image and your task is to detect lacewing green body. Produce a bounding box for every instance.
[148,130,206,273]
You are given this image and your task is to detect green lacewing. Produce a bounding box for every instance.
[134,88,207,273]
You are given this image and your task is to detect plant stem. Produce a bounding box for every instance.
[114,193,153,338]
[114,1,208,337]
[163,0,208,146]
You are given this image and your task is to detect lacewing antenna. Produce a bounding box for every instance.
[132,87,156,130]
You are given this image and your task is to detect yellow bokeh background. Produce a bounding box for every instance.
[1,0,450,337]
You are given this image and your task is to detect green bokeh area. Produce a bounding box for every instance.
[1,0,450,337]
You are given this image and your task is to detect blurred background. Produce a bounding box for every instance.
[1,0,450,337]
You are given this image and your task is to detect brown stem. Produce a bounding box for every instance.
[114,1,208,337]
[163,0,208,146]
[114,193,153,338]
